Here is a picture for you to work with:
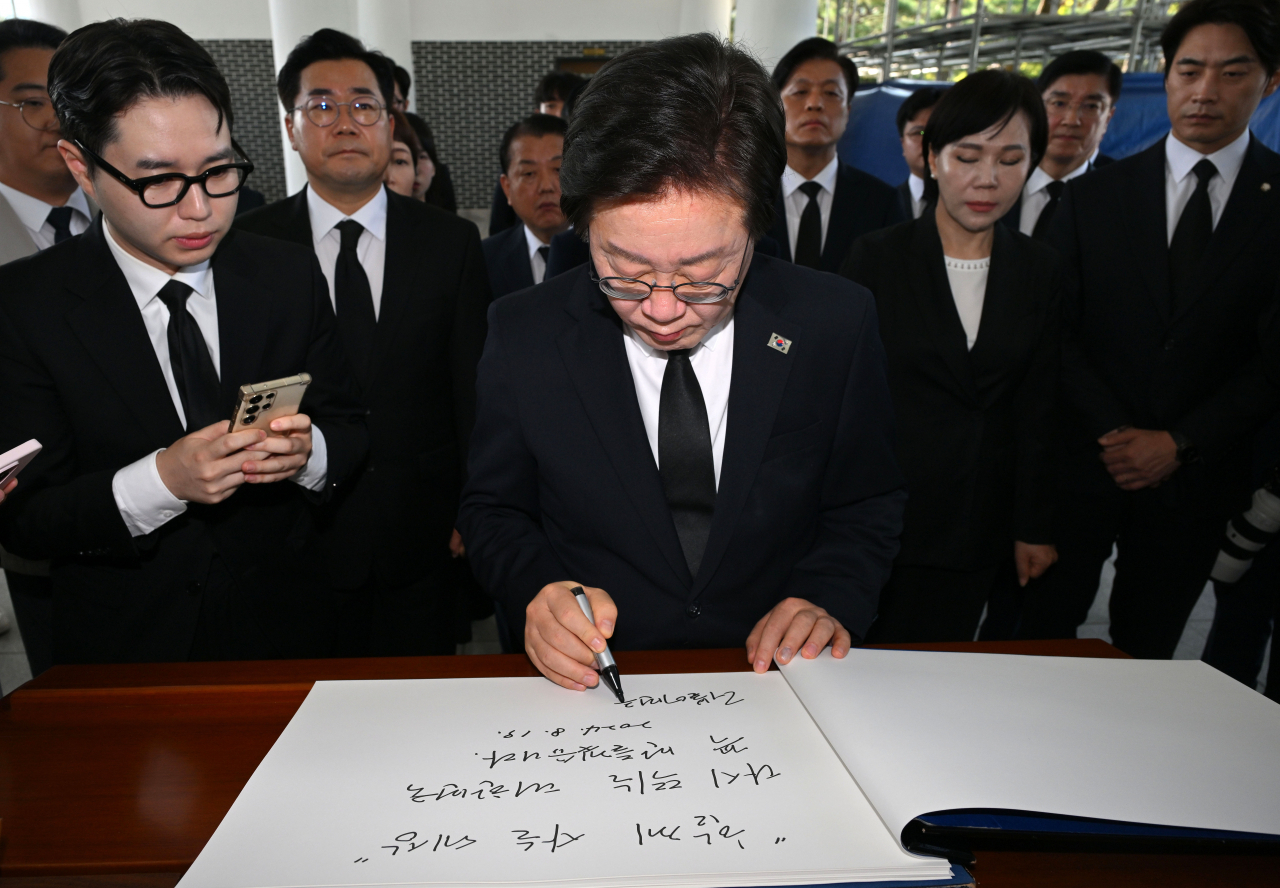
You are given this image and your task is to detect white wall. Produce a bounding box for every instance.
[75,0,270,37]
[734,0,818,71]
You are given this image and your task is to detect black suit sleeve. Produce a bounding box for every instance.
[1176,277,1280,460]
[450,222,493,479]
[299,253,370,494]
[1013,262,1063,545]
[1050,183,1131,438]
[0,300,135,560]
[780,293,906,643]
[457,303,569,613]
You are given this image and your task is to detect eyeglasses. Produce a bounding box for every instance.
[1044,98,1107,120]
[292,97,385,127]
[590,240,752,304]
[74,139,254,208]
[0,97,57,132]
[903,127,926,140]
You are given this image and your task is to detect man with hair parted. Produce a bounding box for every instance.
[236,28,491,658]
[459,34,906,690]
[1015,0,1280,658]
[0,18,369,665]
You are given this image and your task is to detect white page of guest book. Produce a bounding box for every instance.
[177,671,953,888]
[778,648,1280,841]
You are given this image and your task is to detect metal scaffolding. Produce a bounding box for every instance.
[835,0,1177,81]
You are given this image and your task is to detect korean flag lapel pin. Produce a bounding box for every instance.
[768,332,792,354]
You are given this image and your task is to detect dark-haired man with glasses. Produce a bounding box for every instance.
[0,18,368,666]
[236,29,491,659]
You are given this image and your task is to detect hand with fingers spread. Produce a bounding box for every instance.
[1097,427,1179,491]
[745,597,851,673]
[241,413,314,484]
[155,420,265,504]
[525,581,617,691]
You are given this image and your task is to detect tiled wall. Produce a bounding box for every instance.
[201,39,288,203]
[411,40,647,209]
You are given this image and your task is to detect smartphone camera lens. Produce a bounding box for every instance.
[265,392,276,400]
[246,405,259,415]
[244,414,257,424]
[249,395,263,404]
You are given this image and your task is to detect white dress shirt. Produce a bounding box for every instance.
[1018,157,1093,236]
[906,173,927,220]
[781,155,840,258]
[622,316,734,489]
[944,255,990,350]
[104,222,328,538]
[523,223,550,284]
[1165,130,1250,244]
[0,180,92,249]
[308,185,388,317]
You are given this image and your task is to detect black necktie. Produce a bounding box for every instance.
[1031,179,1065,241]
[46,206,74,244]
[658,348,716,577]
[1168,159,1217,314]
[537,245,550,282]
[794,181,824,268]
[334,219,377,383]
[156,280,222,432]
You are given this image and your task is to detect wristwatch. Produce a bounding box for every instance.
[1170,430,1201,465]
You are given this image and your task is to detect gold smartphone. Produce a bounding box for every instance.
[228,373,312,436]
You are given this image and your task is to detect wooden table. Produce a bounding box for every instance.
[0,640,1274,888]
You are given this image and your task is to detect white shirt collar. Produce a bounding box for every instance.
[782,155,840,199]
[623,314,734,357]
[0,180,92,232]
[1025,155,1092,196]
[908,173,925,203]
[1165,129,1250,186]
[306,184,388,245]
[523,223,550,262]
[102,219,213,310]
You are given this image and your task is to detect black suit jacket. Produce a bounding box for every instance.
[488,177,518,238]
[0,219,368,663]
[768,162,906,273]
[235,186,492,588]
[895,179,914,221]
[458,256,906,649]
[482,222,535,298]
[1048,135,1280,507]
[999,156,1111,235]
[842,215,1062,569]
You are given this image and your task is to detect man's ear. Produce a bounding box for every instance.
[284,113,299,151]
[499,173,513,205]
[1264,67,1280,100]
[57,139,96,201]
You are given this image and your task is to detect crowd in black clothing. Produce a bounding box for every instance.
[0,0,1277,701]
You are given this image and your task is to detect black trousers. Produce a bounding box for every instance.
[1015,472,1232,659]
[866,563,1002,643]
[328,560,457,658]
[7,570,53,677]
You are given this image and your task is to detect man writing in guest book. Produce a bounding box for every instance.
[458,35,906,690]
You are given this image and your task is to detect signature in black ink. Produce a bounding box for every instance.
[406,780,560,802]
[615,690,745,708]
[512,824,584,852]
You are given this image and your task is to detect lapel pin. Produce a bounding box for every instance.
[767,333,792,354]
[1264,182,1272,192]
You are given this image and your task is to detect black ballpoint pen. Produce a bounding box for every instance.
[571,586,625,702]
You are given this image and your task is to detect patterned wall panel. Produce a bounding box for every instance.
[201,39,288,203]
[411,40,647,210]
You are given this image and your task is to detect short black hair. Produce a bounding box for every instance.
[1038,50,1122,102]
[48,19,233,168]
[499,113,568,173]
[772,37,859,104]
[561,33,785,240]
[0,18,66,82]
[535,70,585,106]
[393,64,411,99]
[1161,0,1280,76]
[922,68,1048,179]
[390,109,420,163]
[276,28,396,111]
[895,86,945,136]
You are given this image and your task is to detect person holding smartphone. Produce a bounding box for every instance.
[0,19,368,665]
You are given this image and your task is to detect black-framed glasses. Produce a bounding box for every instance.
[591,240,752,304]
[291,97,385,127]
[0,97,57,132]
[74,139,254,208]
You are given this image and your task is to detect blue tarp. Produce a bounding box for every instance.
[841,72,1280,186]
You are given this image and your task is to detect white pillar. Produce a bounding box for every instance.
[355,0,415,111]
[733,0,819,73]
[677,0,733,37]
[12,0,82,32]
[268,0,355,195]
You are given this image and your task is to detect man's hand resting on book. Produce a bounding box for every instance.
[746,597,850,673]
